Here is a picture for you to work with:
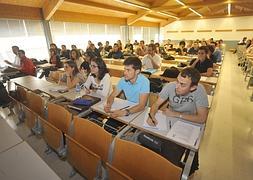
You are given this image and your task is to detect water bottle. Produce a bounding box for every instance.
[75,83,81,99]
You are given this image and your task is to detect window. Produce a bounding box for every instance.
[0,19,48,67]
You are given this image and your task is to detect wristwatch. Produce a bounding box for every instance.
[179,113,183,119]
[125,109,131,116]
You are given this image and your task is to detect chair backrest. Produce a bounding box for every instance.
[70,116,113,162]
[16,86,27,103]
[112,138,182,180]
[47,103,72,134]
[106,162,133,180]
[201,82,214,96]
[65,134,101,180]
[23,105,37,129]
[26,91,44,116]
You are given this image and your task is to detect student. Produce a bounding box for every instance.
[188,41,199,55]
[104,56,150,117]
[136,40,147,56]
[145,67,208,175]
[190,46,213,77]
[107,43,124,59]
[211,42,222,63]
[79,61,90,81]
[104,41,112,52]
[124,40,134,55]
[117,40,123,51]
[176,41,187,55]
[142,44,161,70]
[39,48,61,78]
[17,50,36,76]
[58,61,85,89]
[4,46,21,68]
[70,49,84,69]
[60,45,70,59]
[82,57,112,97]
[50,43,61,56]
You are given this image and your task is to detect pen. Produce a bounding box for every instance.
[169,120,172,129]
[148,113,156,125]
[119,105,130,110]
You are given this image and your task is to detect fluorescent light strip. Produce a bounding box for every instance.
[157,12,179,19]
[114,0,150,11]
[175,0,186,6]
[189,7,202,17]
[228,3,231,15]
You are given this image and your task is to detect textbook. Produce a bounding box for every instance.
[49,85,68,93]
[167,121,201,147]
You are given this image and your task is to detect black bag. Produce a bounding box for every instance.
[0,82,12,106]
[161,67,180,78]
[163,54,175,60]
[138,132,199,175]
[149,78,163,93]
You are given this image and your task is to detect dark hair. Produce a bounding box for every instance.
[61,45,66,48]
[50,43,57,48]
[18,50,25,55]
[140,40,145,44]
[65,61,79,77]
[80,61,90,74]
[91,57,109,81]
[71,44,77,49]
[12,46,19,49]
[180,67,201,86]
[198,46,208,54]
[123,57,142,71]
[179,41,186,47]
[148,44,156,50]
[49,48,56,55]
[98,42,102,46]
[207,45,215,53]
[70,49,80,60]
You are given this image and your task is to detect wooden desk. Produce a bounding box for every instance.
[38,83,72,98]
[107,64,124,77]
[111,76,120,88]
[0,119,23,153]
[36,63,55,69]
[11,76,53,91]
[0,142,61,180]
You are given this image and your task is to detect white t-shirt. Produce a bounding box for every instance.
[142,54,161,69]
[83,73,112,97]
[13,55,21,66]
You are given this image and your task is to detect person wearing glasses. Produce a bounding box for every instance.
[58,61,85,89]
[189,46,213,77]
[145,67,208,175]
[81,57,112,97]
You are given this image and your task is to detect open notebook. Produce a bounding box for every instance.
[49,85,68,93]
[167,121,201,147]
[143,111,168,131]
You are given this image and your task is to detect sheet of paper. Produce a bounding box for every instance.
[49,85,68,92]
[97,98,136,111]
[143,112,168,131]
[167,121,201,146]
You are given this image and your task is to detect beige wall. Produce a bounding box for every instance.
[162,16,253,41]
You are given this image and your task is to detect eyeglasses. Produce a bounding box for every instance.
[89,64,98,68]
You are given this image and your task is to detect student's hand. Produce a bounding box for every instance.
[110,110,125,118]
[104,103,112,113]
[85,88,91,94]
[147,117,158,126]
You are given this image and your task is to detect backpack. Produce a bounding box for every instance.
[0,82,12,106]
[161,67,180,78]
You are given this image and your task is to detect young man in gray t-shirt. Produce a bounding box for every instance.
[147,67,209,125]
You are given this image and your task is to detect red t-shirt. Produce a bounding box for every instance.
[20,56,35,75]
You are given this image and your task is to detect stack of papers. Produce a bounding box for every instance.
[167,121,201,147]
[143,112,168,131]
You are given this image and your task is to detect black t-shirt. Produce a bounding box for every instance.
[190,58,213,73]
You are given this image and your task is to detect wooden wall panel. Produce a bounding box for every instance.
[52,10,126,25]
[0,3,42,20]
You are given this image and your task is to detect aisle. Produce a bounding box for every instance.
[193,52,253,180]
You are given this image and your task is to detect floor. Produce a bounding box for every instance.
[1,51,253,180]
